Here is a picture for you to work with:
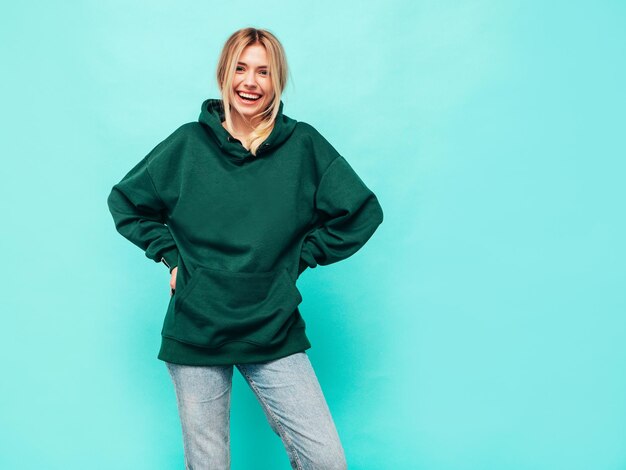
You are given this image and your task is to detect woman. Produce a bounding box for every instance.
[107,27,383,469]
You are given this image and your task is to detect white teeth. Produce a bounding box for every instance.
[238,92,260,100]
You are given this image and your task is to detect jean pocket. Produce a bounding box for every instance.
[167,266,303,349]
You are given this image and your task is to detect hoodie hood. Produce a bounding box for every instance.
[198,98,298,164]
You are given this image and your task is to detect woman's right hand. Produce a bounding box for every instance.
[170,266,178,296]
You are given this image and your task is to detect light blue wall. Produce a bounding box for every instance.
[1,1,625,469]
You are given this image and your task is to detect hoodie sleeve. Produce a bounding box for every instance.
[298,156,384,274]
[107,153,179,273]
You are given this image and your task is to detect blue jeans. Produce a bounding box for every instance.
[165,352,347,469]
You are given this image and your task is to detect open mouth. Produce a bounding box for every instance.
[236,91,262,103]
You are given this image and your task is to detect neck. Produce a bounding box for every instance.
[229,111,258,137]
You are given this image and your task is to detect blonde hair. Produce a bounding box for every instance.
[216,28,289,156]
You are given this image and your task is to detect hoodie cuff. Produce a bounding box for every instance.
[160,247,179,273]
[298,243,319,274]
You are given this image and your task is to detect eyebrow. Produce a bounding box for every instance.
[237,61,268,68]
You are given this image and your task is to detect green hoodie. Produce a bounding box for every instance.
[107,98,383,365]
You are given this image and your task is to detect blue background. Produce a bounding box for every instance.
[2,1,625,469]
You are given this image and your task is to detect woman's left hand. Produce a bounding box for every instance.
[170,266,178,296]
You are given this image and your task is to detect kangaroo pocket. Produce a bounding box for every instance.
[168,266,303,349]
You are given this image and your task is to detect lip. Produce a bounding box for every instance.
[236,91,262,105]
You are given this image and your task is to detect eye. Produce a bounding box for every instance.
[236,66,244,72]
[259,70,269,76]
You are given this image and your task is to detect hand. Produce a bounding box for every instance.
[170,266,178,296]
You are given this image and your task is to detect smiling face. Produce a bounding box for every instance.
[229,43,275,125]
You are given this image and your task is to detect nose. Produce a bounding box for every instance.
[243,70,258,88]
